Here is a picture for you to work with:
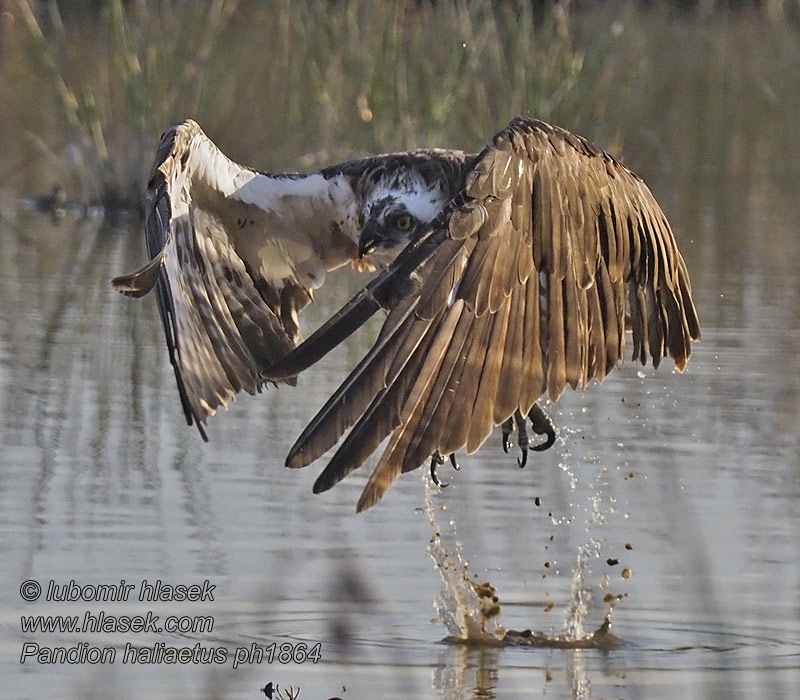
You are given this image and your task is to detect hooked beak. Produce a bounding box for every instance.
[358,220,384,258]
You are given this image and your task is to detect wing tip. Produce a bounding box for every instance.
[110,273,155,298]
[110,251,164,298]
[355,486,381,513]
[286,448,308,470]
[196,420,209,442]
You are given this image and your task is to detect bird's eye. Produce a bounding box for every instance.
[396,214,412,231]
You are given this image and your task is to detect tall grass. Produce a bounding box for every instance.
[6,0,241,209]
[2,0,631,210]
[1,0,798,213]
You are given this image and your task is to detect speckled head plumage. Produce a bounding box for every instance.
[357,172,449,265]
[323,148,473,266]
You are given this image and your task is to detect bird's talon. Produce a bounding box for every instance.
[530,430,556,452]
[430,460,447,488]
[501,417,514,454]
[430,452,456,488]
[529,403,556,452]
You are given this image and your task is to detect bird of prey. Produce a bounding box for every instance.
[112,117,700,512]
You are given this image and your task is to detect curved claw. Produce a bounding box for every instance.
[430,452,460,488]
[503,404,556,468]
[431,469,446,488]
[515,409,529,468]
[530,430,556,452]
[430,452,446,488]
[529,403,556,452]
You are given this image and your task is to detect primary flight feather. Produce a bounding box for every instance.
[262,117,700,511]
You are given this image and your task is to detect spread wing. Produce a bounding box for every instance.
[111,120,360,437]
[265,117,701,512]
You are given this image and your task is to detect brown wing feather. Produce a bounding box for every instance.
[287,297,424,471]
[274,116,700,511]
[355,301,466,512]
[111,122,298,433]
[493,279,526,424]
[311,308,443,493]
[467,294,513,452]
[403,309,476,469]
[111,120,381,435]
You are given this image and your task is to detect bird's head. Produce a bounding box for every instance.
[357,176,446,267]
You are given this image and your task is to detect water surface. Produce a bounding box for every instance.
[1,171,798,699]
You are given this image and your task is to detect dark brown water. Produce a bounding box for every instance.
[1,6,799,700]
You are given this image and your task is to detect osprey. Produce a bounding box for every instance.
[112,117,700,512]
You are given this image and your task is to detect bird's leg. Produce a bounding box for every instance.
[501,417,514,454]
[430,451,460,488]
[528,402,556,452]
[503,403,557,468]
[430,451,445,486]
[515,409,530,468]
[502,410,529,466]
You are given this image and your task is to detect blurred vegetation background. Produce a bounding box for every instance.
[1,0,798,214]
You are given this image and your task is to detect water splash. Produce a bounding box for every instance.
[425,475,505,644]
[562,537,603,641]
[424,425,625,650]
[553,430,626,645]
